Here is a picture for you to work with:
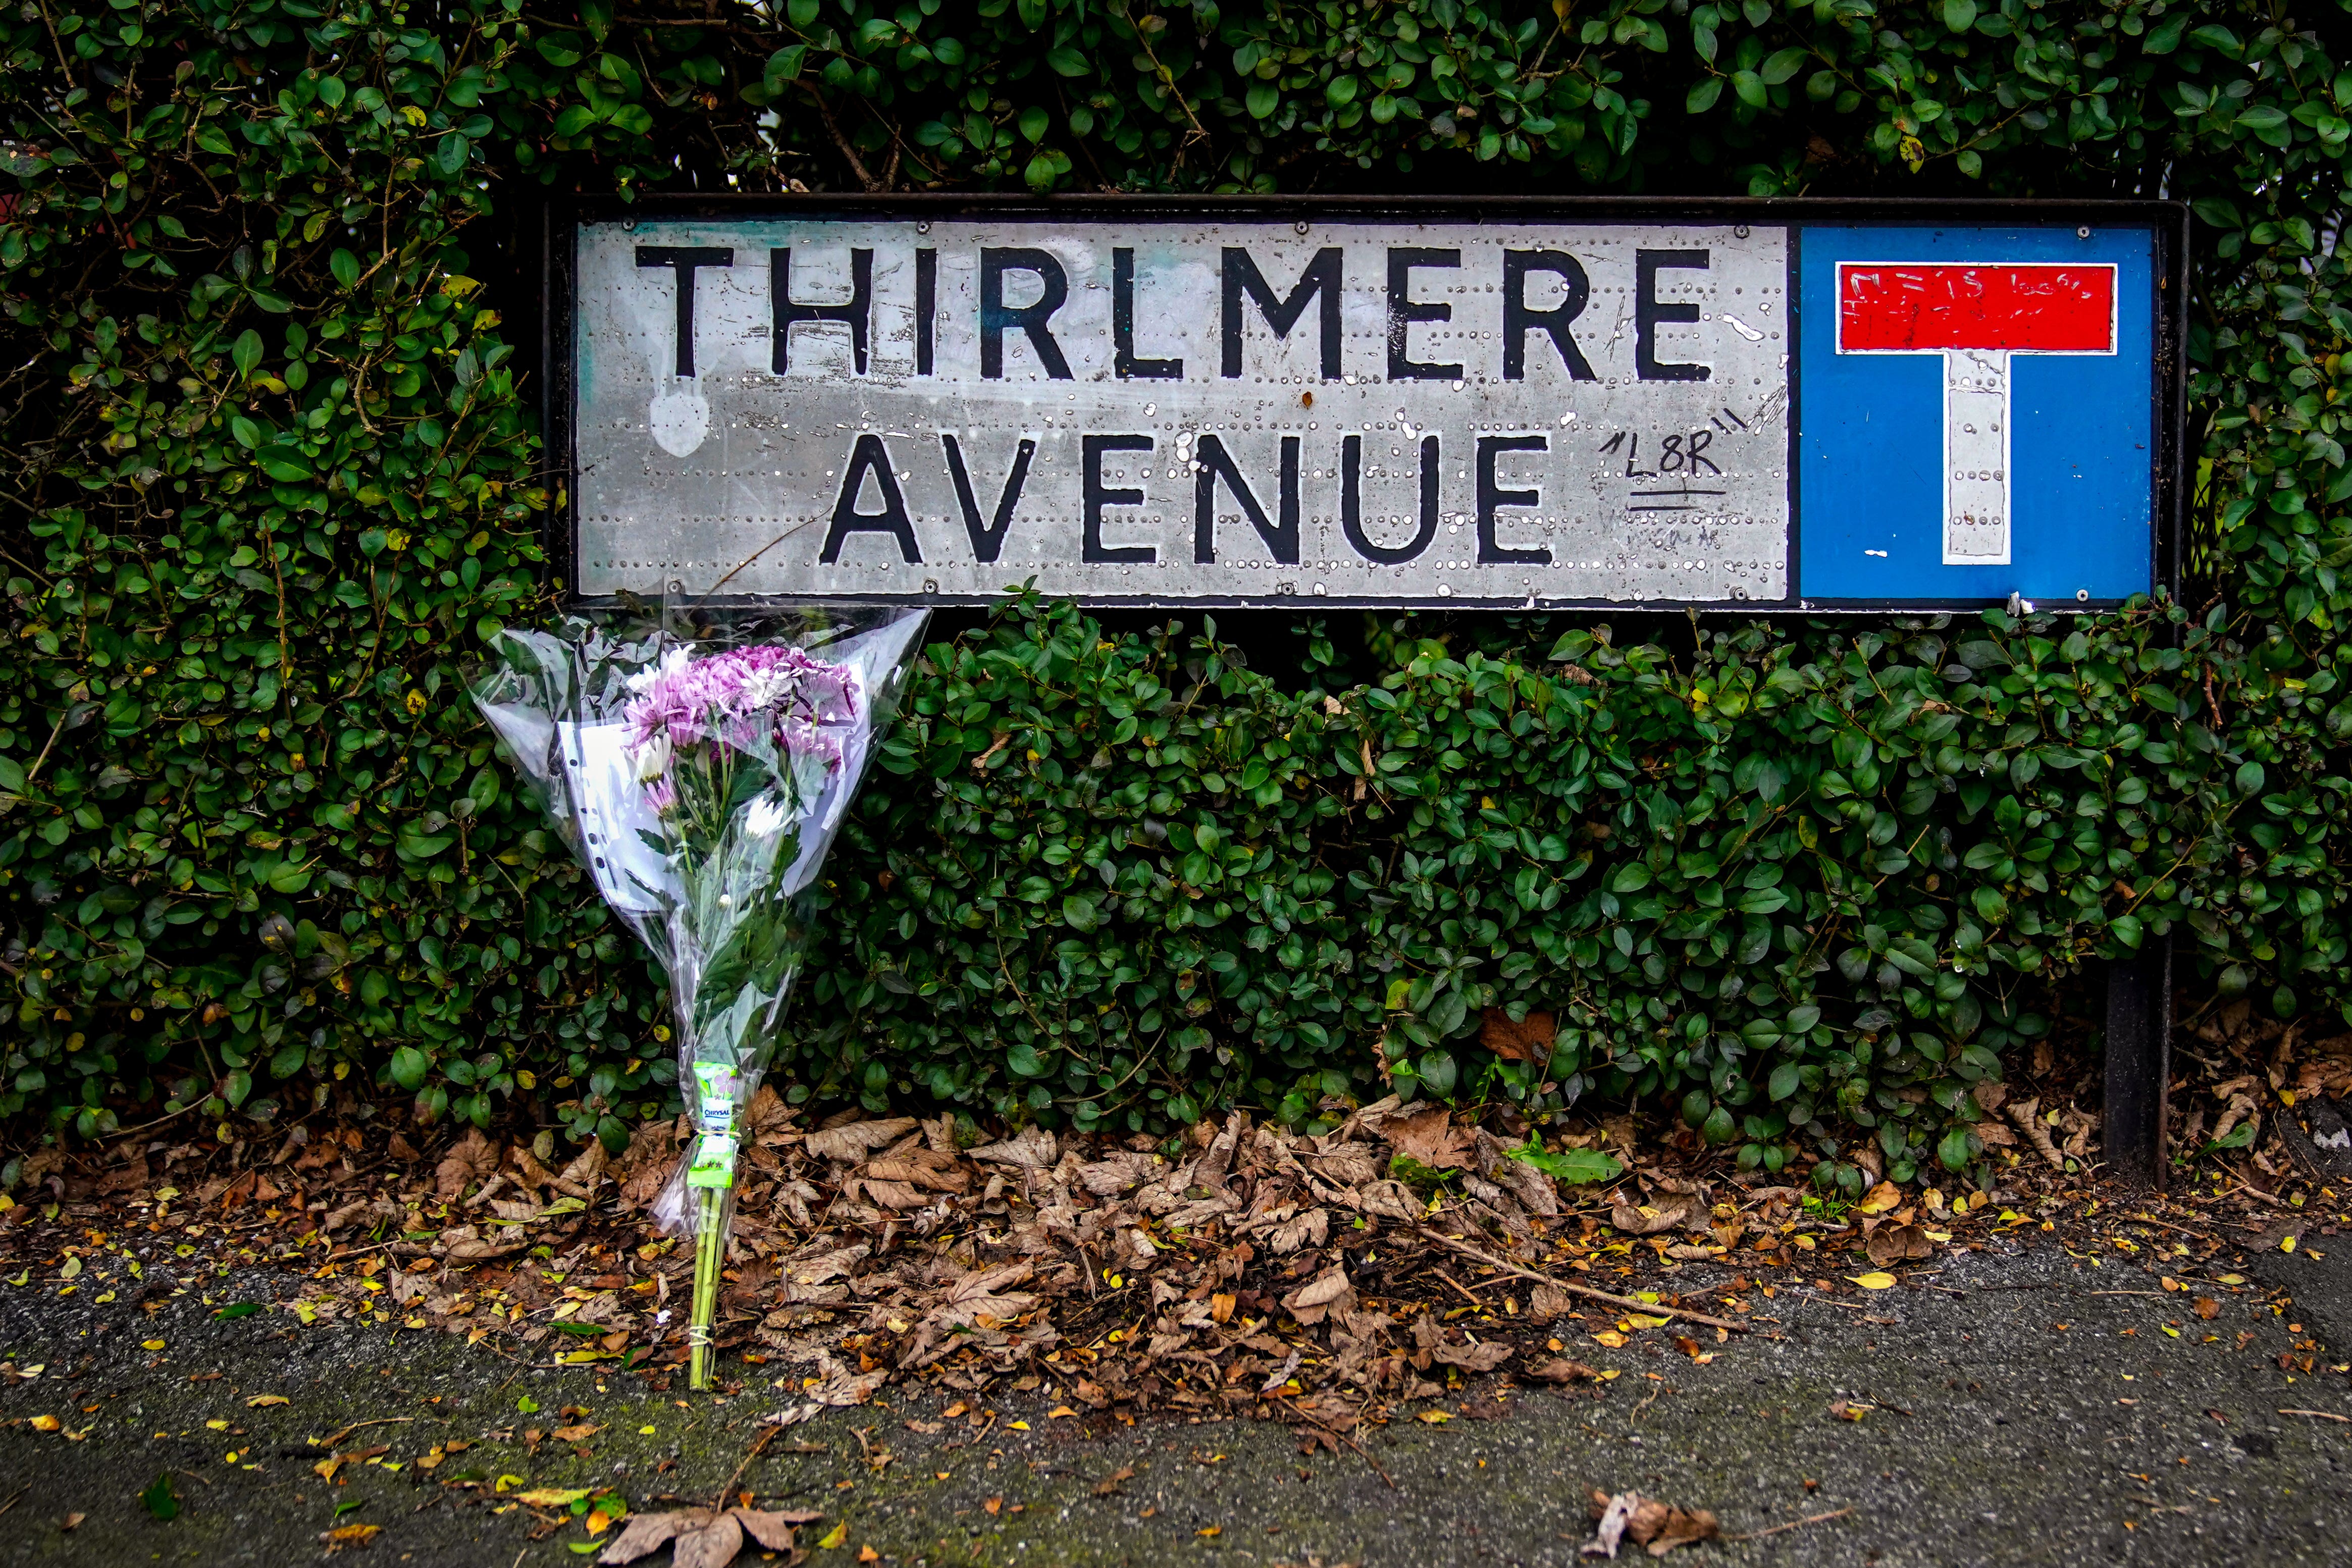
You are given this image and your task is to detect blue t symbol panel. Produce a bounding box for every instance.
[1796,224,2157,607]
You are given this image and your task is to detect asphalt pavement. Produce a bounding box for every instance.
[3,1221,2348,1566]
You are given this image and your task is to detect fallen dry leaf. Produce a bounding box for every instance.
[1585,1489,1719,1559]
[1528,1356,1605,1383]
[1281,1265,1355,1326]
[1855,1181,1903,1216]
[1480,1007,1555,1062]
[804,1117,921,1164]
[2194,1297,2221,1321]
[1847,1272,1898,1291]
[434,1127,498,1200]
[320,1523,382,1551]
[1865,1224,1932,1266]
[599,1506,811,1566]
[1608,1196,1696,1236]
[1384,1106,1475,1171]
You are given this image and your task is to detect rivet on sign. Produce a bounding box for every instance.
[2078,226,2091,239]
[2077,589,2090,602]
[1295,221,1310,236]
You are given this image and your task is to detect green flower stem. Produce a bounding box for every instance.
[689,1184,724,1391]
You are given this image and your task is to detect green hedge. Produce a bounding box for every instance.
[2,0,2349,1190]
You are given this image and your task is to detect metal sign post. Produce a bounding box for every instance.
[547,196,2188,1182]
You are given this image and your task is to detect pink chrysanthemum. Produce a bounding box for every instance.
[622,643,860,775]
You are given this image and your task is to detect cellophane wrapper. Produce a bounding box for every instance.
[471,598,926,1384]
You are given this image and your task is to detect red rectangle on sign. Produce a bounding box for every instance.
[1837,263,2115,353]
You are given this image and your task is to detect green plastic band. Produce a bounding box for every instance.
[686,1131,739,1189]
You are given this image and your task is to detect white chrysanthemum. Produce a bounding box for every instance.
[624,647,692,695]
[742,793,789,841]
[633,731,672,781]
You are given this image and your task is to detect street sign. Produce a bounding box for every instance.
[552,199,2184,611]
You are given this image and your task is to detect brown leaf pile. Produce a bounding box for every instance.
[5,1015,2335,1430]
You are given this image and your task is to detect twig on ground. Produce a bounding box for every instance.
[1415,1229,1746,1333]
[0,1486,26,1521]
[1275,1393,1394,1491]
[319,1416,416,1448]
[2279,1408,2352,1423]
[1723,1507,1857,1542]
[1430,1267,1488,1306]
[711,1421,784,1511]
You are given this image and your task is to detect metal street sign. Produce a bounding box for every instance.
[553,198,2184,611]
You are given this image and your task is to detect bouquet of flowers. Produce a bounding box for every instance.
[473,599,926,1387]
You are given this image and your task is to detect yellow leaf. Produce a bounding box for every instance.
[1848,1272,1898,1290]
[142,1339,166,1351]
[2221,1273,2247,1285]
[205,1419,230,1431]
[247,1395,289,1408]
[2281,1236,2297,1253]
[1047,1406,1077,1419]
[1197,1526,1222,1538]
[494,1475,525,1494]
[585,1510,612,1537]
[1008,1420,1030,1431]
[322,1525,381,1546]
[639,1425,657,1436]
[29,1415,59,1432]
[1591,1330,1629,1348]
[516,1488,591,1508]
[1416,1410,1451,1425]
[1626,1313,1670,1329]
[818,1521,849,1549]
[1855,1181,1902,1216]
[1922,1230,1952,1243]
[1597,1369,1622,1381]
